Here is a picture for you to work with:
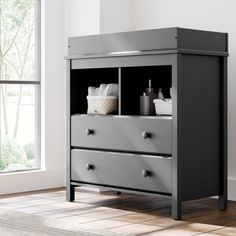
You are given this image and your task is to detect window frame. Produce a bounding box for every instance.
[0,0,41,173]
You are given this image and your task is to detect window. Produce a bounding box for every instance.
[0,0,41,172]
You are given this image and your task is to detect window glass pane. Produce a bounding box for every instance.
[0,84,39,172]
[0,0,39,81]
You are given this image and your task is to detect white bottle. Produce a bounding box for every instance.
[157,88,164,100]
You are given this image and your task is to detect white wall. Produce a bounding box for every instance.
[100,0,134,33]
[100,0,236,200]
[66,0,100,37]
[42,0,66,188]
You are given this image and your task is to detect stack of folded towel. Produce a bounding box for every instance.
[88,84,119,97]
[87,84,119,115]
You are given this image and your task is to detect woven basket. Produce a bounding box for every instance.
[87,96,118,115]
[153,99,172,115]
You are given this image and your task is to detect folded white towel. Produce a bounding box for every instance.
[88,86,97,96]
[104,84,119,97]
[98,84,108,96]
[88,84,119,97]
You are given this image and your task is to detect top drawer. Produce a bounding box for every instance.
[71,115,171,154]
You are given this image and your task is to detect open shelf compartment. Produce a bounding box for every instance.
[70,67,119,115]
[120,65,172,116]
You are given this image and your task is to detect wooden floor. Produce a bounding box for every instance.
[1,188,236,235]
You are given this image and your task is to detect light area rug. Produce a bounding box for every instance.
[0,209,129,236]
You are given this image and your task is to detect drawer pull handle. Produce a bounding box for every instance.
[142,170,152,177]
[85,129,94,135]
[86,164,95,171]
[142,131,152,139]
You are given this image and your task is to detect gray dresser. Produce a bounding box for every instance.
[66,27,228,220]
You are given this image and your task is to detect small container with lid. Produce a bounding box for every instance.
[140,80,156,115]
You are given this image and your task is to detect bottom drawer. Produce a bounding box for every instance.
[71,149,171,194]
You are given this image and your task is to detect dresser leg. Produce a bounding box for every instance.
[172,198,182,220]
[219,194,228,210]
[67,185,75,202]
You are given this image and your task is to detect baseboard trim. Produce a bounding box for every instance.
[0,168,65,195]
[228,177,236,201]
[77,186,108,193]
